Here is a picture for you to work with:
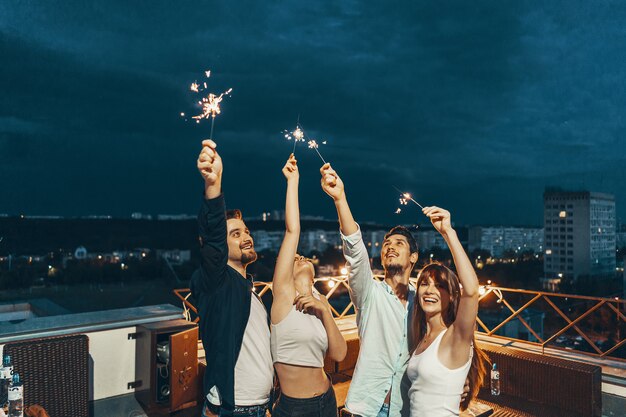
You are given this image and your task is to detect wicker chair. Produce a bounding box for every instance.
[3,334,89,417]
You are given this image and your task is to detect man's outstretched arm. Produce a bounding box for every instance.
[320,163,372,309]
[320,163,357,236]
[193,140,228,294]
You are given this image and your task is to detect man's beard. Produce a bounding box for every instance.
[241,250,257,265]
[385,262,405,277]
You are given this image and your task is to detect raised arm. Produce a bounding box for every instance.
[423,206,479,342]
[272,154,300,300]
[320,163,357,235]
[191,140,228,295]
[198,139,222,199]
[320,163,373,310]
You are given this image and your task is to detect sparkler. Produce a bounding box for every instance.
[402,192,424,209]
[182,69,233,140]
[393,185,424,215]
[283,125,306,154]
[308,140,327,164]
[282,118,328,161]
[292,127,304,153]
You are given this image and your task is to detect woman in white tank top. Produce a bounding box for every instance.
[270,154,347,417]
[406,206,489,417]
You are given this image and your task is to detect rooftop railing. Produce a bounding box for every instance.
[174,275,626,361]
[476,285,625,360]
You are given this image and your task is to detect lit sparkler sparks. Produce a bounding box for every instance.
[282,118,328,160]
[282,115,315,155]
[393,186,424,214]
[283,125,306,153]
[182,69,233,139]
[293,127,304,141]
[308,140,327,164]
[194,90,233,120]
[402,192,424,209]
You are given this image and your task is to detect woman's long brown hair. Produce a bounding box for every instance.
[409,263,489,411]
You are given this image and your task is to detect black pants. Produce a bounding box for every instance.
[272,383,337,417]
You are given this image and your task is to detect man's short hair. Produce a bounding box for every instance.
[226,209,242,220]
[384,226,418,254]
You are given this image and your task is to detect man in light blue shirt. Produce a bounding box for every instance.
[320,163,418,417]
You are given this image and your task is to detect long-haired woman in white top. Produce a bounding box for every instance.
[271,154,347,417]
[407,206,488,417]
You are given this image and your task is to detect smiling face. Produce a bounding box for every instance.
[226,218,257,266]
[418,275,451,316]
[415,263,460,323]
[381,234,418,276]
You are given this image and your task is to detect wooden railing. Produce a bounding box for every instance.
[476,285,625,359]
[174,275,625,361]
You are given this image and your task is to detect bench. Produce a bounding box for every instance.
[3,334,90,417]
[475,342,602,417]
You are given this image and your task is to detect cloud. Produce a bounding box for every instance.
[1,1,625,223]
[0,117,44,135]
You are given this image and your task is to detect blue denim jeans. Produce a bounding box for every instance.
[202,401,268,417]
[352,402,389,417]
[272,383,337,417]
[377,403,389,417]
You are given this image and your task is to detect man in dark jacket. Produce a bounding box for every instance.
[191,139,273,416]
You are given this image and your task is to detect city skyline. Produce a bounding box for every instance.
[0,187,622,229]
[2,2,626,225]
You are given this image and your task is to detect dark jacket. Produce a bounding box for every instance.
[190,194,255,414]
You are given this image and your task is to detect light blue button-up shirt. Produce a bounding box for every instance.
[342,226,415,417]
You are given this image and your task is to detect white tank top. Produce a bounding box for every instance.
[270,294,328,367]
[407,328,472,417]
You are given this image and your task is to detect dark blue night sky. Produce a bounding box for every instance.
[2,1,625,226]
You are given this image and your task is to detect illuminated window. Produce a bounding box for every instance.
[559,211,567,218]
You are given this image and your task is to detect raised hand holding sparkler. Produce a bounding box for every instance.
[422,206,453,235]
[320,163,344,201]
[197,139,223,199]
[282,153,299,182]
